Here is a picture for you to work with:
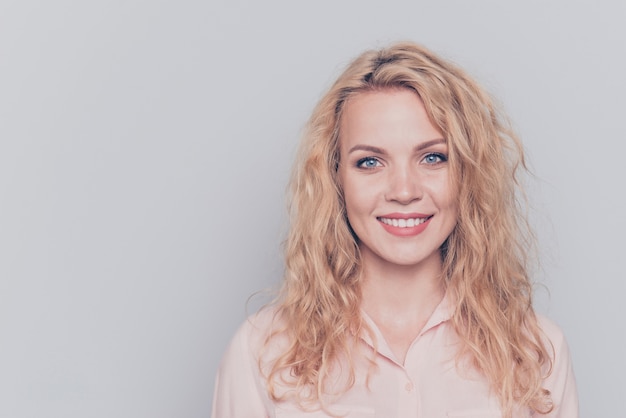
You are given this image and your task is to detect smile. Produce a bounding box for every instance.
[377,216,432,228]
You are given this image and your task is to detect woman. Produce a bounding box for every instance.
[211,42,578,418]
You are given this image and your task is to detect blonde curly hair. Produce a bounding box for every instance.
[264,41,553,417]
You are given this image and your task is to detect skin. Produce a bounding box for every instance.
[338,88,458,363]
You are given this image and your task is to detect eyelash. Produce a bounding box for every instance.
[355,153,447,169]
[356,157,381,169]
[422,153,447,164]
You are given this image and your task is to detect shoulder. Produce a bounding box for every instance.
[211,307,286,418]
[226,306,284,359]
[534,314,579,417]
[535,314,569,357]
[536,314,565,342]
[534,313,573,374]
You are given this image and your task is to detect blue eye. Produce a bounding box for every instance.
[357,157,381,169]
[423,153,447,164]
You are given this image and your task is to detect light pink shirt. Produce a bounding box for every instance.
[211,296,578,417]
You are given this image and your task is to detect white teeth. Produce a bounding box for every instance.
[379,217,428,228]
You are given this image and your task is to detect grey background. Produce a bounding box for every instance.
[1,1,624,417]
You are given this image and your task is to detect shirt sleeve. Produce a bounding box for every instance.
[534,317,579,418]
[211,319,271,418]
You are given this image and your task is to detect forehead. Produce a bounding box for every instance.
[338,88,443,151]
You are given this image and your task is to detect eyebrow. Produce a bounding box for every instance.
[347,144,386,154]
[347,138,446,154]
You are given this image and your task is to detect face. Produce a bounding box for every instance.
[338,88,458,272]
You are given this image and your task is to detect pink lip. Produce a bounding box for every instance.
[377,213,433,237]
[378,212,430,219]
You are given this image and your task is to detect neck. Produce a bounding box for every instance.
[359,247,445,323]
[358,247,446,364]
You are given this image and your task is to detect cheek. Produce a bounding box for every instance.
[339,170,356,211]
[441,185,460,227]
[430,174,458,209]
[341,183,374,236]
[342,185,361,218]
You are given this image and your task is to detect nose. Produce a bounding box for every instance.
[384,164,423,204]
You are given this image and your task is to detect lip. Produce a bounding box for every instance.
[377,213,433,237]
[378,212,431,219]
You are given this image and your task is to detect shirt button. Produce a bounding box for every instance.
[405,382,414,392]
